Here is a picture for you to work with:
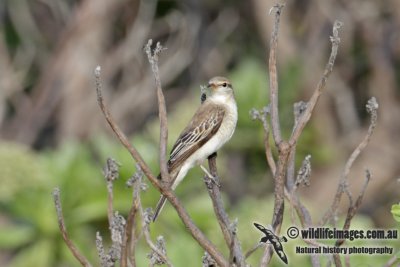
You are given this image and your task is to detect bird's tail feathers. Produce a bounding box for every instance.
[153,195,167,222]
[152,168,183,222]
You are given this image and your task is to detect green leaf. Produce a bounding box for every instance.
[0,225,35,249]
[391,203,400,222]
[8,239,54,267]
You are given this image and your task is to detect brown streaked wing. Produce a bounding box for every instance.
[167,102,225,172]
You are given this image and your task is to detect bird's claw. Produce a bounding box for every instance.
[200,165,220,188]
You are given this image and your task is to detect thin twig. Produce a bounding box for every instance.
[261,142,291,266]
[289,20,343,146]
[120,199,139,267]
[335,170,371,247]
[205,153,245,266]
[94,66,228,267]
[286,101,308,190]
[261,6,288,266]
[268,3,285,146]
[140,207,173,266]
[103,158,120,228]
[333,254,342,267]
[94,66,156,183]
[245,243,264,259]
[250,106,276,174]
[96,232,109,267]
[320,97,378,225]
[52,188,93,267]
[284,188,321,267]
[121,165,144,267]
[109,212,126,265]
[144,40,169,183]
[383,252,399,267]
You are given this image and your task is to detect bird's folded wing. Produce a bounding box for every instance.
[168,102,225,172]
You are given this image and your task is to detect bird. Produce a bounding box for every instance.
[152,76,238,222]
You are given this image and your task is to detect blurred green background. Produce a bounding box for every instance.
[0,0,399,266]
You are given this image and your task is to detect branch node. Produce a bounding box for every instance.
[53,188,93,267]
[293,101,308,123]
[109,212,126,261]
[144,208,154,225]
[366,96,379,124]
[269,3,285,15]
[96,232,109,267]
[331,20,343,45]
[295,155,312,187]
[103,158,120,183]
[126,164,144,188]
[202,251,217,267]
[147,236,168,266]
[229,218,238,236]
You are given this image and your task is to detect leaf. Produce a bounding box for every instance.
[0,225,35,249]
[391,203,400,222]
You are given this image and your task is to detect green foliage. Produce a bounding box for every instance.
[391,203,400,223]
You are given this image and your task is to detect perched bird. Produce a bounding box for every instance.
[153,76,238,221]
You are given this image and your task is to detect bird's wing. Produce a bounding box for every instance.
[153,103,225,222]
[168,102,225,172]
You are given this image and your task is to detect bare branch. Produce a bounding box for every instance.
[141,207,173,266]
[294,155,312,189]
[268,3,285,146]
[144,40,169,183]
[286,101,308,190]
[284,188,321,267]
[289,20,343,146]
[103,158,120,226]
[335,170,371,247]
[205,153,245,266]
[96,232,109,267]
[320,97,378,225]
[94,66,157,183]
[383,252,400,267]
[147,236,171,267]
[94,65,228,266]
[202,252,216,267]
[332,254,342,267]
[52,188,93,267]
[260,6,292,262]
[121,165,144,267]
[109,212,126,264]
[245,243,264,259]
[250,106,276,174]
[95,213,126,267]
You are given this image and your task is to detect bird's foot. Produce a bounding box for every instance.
[200,165,220,188]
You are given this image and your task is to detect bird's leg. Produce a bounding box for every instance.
[200,165,220,188]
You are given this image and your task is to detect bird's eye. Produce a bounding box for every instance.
[222,83,227,87]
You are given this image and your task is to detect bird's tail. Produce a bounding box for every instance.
[153,195,167,222]
[152,168,182,222]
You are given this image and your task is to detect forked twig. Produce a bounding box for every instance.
[320,97,378,225]
[53,188,93,267]
[205,153,245,266]
[289,20,343,146]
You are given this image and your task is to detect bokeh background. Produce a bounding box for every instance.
[0,0,399,266]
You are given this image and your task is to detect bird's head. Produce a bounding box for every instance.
[207,76,234,96]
